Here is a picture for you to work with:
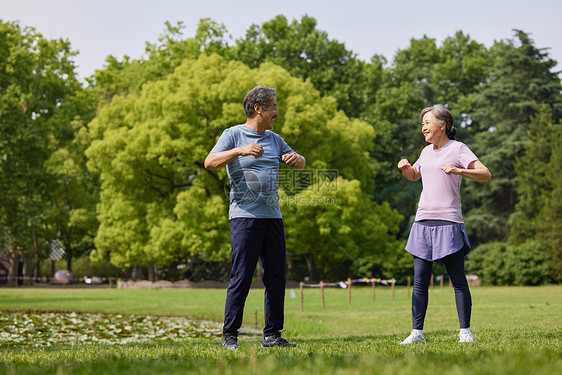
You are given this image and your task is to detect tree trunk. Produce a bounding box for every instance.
[66,252,72,272]
[65,241,73,272]
[286,254,294,281]
[7,250,19,288]
[148,265,155,282]
[26,228,39,286]
[22,253,34,286]
[304,253,317,282]
[34,258,40,279]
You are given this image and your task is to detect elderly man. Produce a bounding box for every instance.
[205,85,305,349]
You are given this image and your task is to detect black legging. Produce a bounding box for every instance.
[412,250,472,329]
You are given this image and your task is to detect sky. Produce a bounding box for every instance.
[1,0,561,80]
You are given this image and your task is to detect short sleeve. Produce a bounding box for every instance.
[278,136,295,156]
[210,129,234,153]
[458,143,478,169]
[413,147,426,173]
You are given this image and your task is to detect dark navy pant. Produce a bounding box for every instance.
[223,218,286,336]
[412,250,472,329]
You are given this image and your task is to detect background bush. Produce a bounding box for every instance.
[466,240,550,285]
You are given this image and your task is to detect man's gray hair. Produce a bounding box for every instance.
[243,86,276,118]
[419,104,456,140]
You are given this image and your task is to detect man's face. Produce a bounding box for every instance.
[259,98,279,130]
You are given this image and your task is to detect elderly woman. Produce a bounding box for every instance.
[397,105,491,344]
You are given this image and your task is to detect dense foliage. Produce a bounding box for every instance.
[1,17,560,284]
[0,21,97,286]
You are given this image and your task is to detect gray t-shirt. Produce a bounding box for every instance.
[210,124,295,219]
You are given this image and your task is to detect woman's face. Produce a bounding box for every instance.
[421,111,446,144]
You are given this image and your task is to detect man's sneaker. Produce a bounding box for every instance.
[261,333,298,348]
[400,330,426,345]
[459,329,474,343]
[222,334,238,350]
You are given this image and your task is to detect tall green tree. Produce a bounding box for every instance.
[541,127,562,281]
[510,105,562,281]
[44,90,99,272]
[0,20,89,282]
[463,30,562,245]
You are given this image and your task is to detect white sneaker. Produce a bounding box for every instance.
[400,330,426,345]
[459,329,474,343]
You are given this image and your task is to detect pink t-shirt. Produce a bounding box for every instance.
[413,140,478,223]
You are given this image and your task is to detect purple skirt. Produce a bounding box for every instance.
[405,221,471,261]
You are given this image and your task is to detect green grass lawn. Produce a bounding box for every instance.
[1,285,561,374]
